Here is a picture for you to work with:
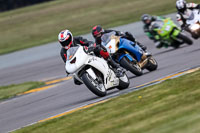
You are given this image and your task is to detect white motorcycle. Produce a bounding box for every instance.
[186,9,200,39]
[65,45,130,97]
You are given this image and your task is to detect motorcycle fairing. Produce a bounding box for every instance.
[152,18,181,43]
[118,38,143,62]
[65,46,121,91]
[186,9,200,25]
[118,53,133,62]
[171,28,181,40]
[65,47,88,73]
[86,56,119,89]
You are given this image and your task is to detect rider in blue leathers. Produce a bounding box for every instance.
[92,25,147,51]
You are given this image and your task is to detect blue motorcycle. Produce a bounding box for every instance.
[101,32,158,76]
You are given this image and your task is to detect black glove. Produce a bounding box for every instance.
[136,41,147,51]
[197,4,200,9]
[115,31,124,36]
[125,31,132,36]
[125,32,136,42]
[182,24,190,32]
[87,46,95,53]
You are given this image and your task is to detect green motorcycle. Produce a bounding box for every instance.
[150,18,193,48]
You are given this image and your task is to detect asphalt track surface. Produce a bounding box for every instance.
[0,13,200,132]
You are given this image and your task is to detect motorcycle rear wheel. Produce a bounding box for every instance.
[117,73,130,90]
[82,72,106,97]
[120,57,143,76]
[191,32,199,39]
[177,33,193,45]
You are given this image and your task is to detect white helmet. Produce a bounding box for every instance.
[176,0,187,13]
[58,29,73,49]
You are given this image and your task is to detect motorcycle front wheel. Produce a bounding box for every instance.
[177,33,193,45]
[82,72,107,97]
[120,56,143,76]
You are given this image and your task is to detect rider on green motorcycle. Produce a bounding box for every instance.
[142,14,193,49]
[141,14,167,48]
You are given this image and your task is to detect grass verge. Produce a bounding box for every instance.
[0,0,199,55]
[0,82,45,101]
[14,70,200,133]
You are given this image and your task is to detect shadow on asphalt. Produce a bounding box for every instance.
[128,71,151,80]
[153,45,189,56]
[188,47,200,53]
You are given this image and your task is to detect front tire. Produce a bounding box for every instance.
[177,33,193,45]
[120,57,143,76]
[82,72,106,97]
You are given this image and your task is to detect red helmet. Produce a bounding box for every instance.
[92,25,104,38]
[58,29,73,50]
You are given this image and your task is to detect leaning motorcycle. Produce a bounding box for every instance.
[185,9,200,39]
[65,45,130,97]
[150,18,193,48]
[101,32,158,76]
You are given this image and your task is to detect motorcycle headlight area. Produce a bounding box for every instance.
[190,24,200,31]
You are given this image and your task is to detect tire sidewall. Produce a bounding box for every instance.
[120,57,143,76]
[146,57,158,71]
[82,72,107,97]
[117,73,130,90]
[178,32,193,45]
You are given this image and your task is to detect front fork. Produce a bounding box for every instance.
[170,27,183,42]
[121,50,149,69]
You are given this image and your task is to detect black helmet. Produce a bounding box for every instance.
[92,25,104,38]
[141,14,152,25]
[176,0,187,13]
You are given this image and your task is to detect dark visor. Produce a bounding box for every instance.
[60,35,72,47]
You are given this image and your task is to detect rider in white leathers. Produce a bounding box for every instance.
[176,0,200,38]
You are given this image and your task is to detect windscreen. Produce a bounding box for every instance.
[101,31,116,46]
[151,20,164,30]
[66,46,79,61]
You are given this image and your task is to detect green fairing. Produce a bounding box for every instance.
[146,32,153,38]
[151,18,181,44]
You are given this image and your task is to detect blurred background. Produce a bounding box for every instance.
[0,0,53,12]
[1,0,198,55]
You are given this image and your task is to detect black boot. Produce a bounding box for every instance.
[115,67,125,77]
[107,56,124,77]
[125,32,136,42]
[136,41,147,51]
[74,77,82,85]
